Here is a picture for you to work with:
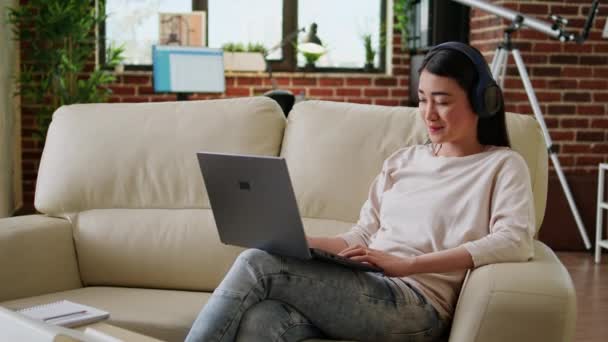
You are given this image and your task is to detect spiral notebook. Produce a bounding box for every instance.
[17,300,110,328]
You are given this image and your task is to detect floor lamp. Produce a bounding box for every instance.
[264,23,325,116]
[450,0,600,249]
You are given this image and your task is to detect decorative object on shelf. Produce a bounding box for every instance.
[7,0,124,144]
[263,23,325,116]
[159,12,206,46]
[299,49,325,72]
[222,42,267,72]
[362,33,376,71]
[298,23,326,71]
[114,62,125,74]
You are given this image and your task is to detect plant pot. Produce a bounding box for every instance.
[364,63,374,72]
[223,52,266,72]
[304,62,316,72]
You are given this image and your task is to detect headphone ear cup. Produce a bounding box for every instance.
[482,84,503,118]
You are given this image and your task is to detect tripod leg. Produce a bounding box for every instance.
[500,54,508,89]
[490,47,508,87]
[511,49,592,249]
[490,47,502,77]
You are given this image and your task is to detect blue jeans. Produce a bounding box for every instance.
[185,249,448,342]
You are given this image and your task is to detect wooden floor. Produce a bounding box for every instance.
[556,251,608,342]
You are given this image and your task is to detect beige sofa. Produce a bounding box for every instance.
[0,97,575,341]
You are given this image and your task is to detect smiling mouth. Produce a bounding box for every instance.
[429,126,443,133]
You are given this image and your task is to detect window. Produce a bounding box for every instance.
[102,0,387,72]
[298,0,383,69]
[207,0,283,60]
[105,0,193,65]
[406,0,469,50]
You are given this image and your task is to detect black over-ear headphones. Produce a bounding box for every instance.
[428,42,503,118]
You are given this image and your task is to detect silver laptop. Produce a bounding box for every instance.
[196,152,382,273]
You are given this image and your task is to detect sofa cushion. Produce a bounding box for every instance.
[73,209,242,291]
[504,113,548,232]
[301,216,355,237]
[281,100,547,231]
[450,241,575,342]
[281,101,427,223]
[1,287,209,342]
[35,97,285,216]
[0,215,82,302]
[72,208,354,290]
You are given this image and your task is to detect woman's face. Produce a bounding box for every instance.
[418,69,479,152]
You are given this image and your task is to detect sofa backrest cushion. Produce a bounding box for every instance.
[281,100,427,223]
[72,209,355,291]
[281,101,547,233]
[35,97,285,215]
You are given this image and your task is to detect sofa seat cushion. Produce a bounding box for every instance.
[1,286,209,342]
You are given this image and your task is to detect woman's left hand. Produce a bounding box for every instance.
[339,245,417,277]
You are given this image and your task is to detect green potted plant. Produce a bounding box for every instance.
[394,0,413,50]
[222,42,267,72]
[362,33,376,71]
[7,0,124,144]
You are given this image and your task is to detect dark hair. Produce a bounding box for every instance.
[418,47,510,147]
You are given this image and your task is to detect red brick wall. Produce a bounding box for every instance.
[469,0,608,175]
[105,70,410,106]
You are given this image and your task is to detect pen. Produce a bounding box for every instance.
[43,310,87,321]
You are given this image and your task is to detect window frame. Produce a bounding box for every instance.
[100,0,387,73]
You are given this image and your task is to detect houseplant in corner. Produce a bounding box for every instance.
[7,0,124,144]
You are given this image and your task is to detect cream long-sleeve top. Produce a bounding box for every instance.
[338,144,535,320]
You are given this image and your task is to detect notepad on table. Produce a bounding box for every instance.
[17,300,110,328]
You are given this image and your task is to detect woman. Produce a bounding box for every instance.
[185,42,535,342]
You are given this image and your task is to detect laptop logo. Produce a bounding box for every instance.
[238,181,251,191]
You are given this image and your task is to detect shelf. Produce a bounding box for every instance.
[595,164,608,263]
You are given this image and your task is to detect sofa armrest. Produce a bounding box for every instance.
[0,215,82,302]
[449,241,576,342]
